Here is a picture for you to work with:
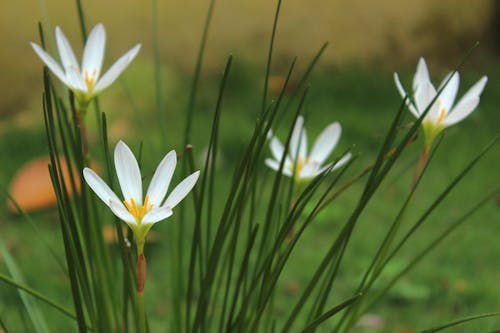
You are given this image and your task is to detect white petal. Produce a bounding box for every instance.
[289,116,304,160]
[265,158,280,171]
[265,158,293,177]
[31,42,68,85]
[146,150,177,207]
[83,168,122,208]
[82,23,106,80]
[142,207,173,225]
[438,72,459,112]
[393,72,419,118]
[331,152,352,170]
[94,44,141,93]
[298,161,319,179]
[109,201,137,225]
[318,152,352,173]
[163,171,200,209]
[65,66,88,92]
[442,97,479,127]
[309,122,341,165]
[55,26,80,71]
[298,130,308,160]
[114,140,142,204]
[270,137,285,161]
[414,80,437,121]
[413,57,430,92]
[443,76,487,127]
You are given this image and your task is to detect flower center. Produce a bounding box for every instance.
[293,156,309,176]
[84,69,97,91]
[123,195,153,222]
[436,100,447,125]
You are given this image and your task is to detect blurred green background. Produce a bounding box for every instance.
[0,0,499,332]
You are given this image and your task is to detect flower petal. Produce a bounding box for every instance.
[142,207,173,225]
[94,44,141,93]
[438,72,459,112]
[413,57,431,92]
[55,26,80,71]
[82,23,106,80]
[83,167,122,208]
[114,140,142,204]
[299,130,308,160]
[265,158,279,171]
[163,171,200,209]
[318,152,352,173]
[109,200,137,225]
[65,66,88,92]
[414,80,438,121]
[146,150,177,207]
[31,42,68,85]
[270,137,284,160]
[309,122,341,165]
[393,72,419,118]
[442,97,479,127]
[298,161,319,179]
[265,158,293,177]
[289,115,304,160]
[443,76,487,126]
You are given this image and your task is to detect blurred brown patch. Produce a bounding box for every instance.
[268,75,296,96]
[284,280,300,296]
[8,156,80,212]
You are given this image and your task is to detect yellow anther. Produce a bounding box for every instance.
[294,156,310,176]
[436,100,447,124]
[84,69,97,90]
[437,108,447,124]
[123,195,153,222]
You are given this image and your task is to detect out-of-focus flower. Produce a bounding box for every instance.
[394,57,487,147]
[31,23,141,108]
[265,116,351,181]
[83,140,199,250]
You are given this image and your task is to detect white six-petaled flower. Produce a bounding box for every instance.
[265,116,351,181]
[394,57,487,147]
[31,23,141,107]
[83,141,199,244]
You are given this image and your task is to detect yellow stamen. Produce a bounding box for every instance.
[123,195,153,222]
[294,156,310,176]
[436,100,447,124]
[84,69,97,90]
[437,108,446,124]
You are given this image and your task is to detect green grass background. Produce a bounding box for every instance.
[0,60,498,331]
[0,0,499,331]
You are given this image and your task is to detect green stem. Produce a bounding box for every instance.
[413,145,429,188]
[136,250,147,333]
[138,291,146,333]
[75,109,89,157]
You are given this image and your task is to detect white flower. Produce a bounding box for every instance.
[394,57,487,146]
[83,141,199,240]
[31,23,141,107]
[265,116,351,181]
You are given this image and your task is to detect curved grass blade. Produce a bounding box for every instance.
[0,239,49,333]
[421,312,500,333]
[261,0,283,113]
[363,190,498,313]
[299,293,362,333]
[0,272,92,329]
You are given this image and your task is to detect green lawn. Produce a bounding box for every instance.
[0,60,499,332]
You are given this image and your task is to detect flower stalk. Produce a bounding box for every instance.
[136,252,147,333]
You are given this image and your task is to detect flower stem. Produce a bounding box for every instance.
[75,110,89,157]
[136,252,147,333]
[413,145,429,188]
